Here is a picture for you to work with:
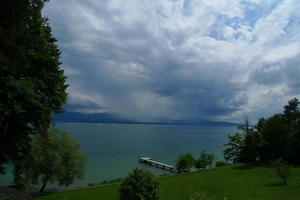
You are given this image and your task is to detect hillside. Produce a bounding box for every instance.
[37,165,300,200]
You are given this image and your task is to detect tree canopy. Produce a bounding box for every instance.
[175,153,195,173]
[16,128,87,193]
[119,168,159,200]
[0,0,68,172]
[224,98,300,164]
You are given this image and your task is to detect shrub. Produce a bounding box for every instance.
[215,161,228,167]
[270,158,291,185]
[87,183,95,187]
[195,151,215,170]
[175,153,195,173]
[119,168,159,200]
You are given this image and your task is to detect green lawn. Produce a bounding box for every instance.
[36,165,300,200]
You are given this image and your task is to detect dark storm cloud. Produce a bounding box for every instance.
[44,0,300,122]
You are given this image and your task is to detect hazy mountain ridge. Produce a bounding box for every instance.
[54,112,238,126]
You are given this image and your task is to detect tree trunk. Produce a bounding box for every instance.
[40,181,48,193]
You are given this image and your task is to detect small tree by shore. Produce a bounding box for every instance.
[175,153,195,173]
[195,151,215,170]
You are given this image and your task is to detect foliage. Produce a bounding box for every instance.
[101,178,123,185]
[87,178,123,187]
[241,131,262,162]
[0,0,67,173]
[15,128,87,193]
[119,168,159,200]
[224,98,300,165]
[283,98,300,124]
[215,161,228,167]
[270,159,291,185]
[175,153,195,173]
[223,133,244,163]
[195,151,215,170]
[260,115,291,162]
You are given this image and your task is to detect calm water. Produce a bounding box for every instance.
[0,123,236,189]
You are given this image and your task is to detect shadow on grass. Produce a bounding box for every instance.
[264,182,286,187]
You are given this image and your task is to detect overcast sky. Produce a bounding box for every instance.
[44,0,300,122]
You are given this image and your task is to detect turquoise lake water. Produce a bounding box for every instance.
[0,123,236,189]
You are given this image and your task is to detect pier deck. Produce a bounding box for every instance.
[139,157,177,173]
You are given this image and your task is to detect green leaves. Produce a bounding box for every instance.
[175,153,195,173]
[223,133,244,163]
[19,128,88,192]
[119,168,159,200]
[270,158,291,185]
[223,98,300,165]
[195,151,215,170]
[0,0,67,172]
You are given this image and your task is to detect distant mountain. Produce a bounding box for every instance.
[54,112,239,126]
[54,112,135,123]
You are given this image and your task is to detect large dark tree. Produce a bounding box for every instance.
[224,98,300,164]
[260,114,291,162]
[0,0,67,173]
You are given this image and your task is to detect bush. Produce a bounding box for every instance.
[215,161,228,167]
[119,168,159,200]
[175,153,195,173]
[270,158,291,185]
[195,151,215,170]
[87,183,95,187]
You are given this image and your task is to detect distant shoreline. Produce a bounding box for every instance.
[54,121,239,127]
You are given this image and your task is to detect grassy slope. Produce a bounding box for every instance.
[37,165,300,200]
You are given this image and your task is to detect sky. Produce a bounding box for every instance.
[44,0,300,123]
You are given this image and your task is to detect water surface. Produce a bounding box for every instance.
[0,123,236,189]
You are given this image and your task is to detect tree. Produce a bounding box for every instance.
[223,133,244,163]
[223,98,300,165]
[119,168,159,200]
[195,151,215,170]
[175,153,195,173]
[241,131,262,162]
[260,114,291,162]
[255,118,267,132]
[224,116,262,163]
[17,128,87,193]
[283,98,300,124]
[0,0,68,172]
[270,159,291,185]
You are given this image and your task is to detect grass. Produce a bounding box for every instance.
[36,165,300,200]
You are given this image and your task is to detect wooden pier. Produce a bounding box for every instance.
[139,157,177,173]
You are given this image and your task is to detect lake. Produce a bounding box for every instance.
[0,123,236,189]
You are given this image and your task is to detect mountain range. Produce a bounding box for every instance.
[54,112,239,126]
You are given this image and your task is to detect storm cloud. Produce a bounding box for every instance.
[44,0,300,122]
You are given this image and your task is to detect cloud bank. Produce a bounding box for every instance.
[44,0,300,122]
